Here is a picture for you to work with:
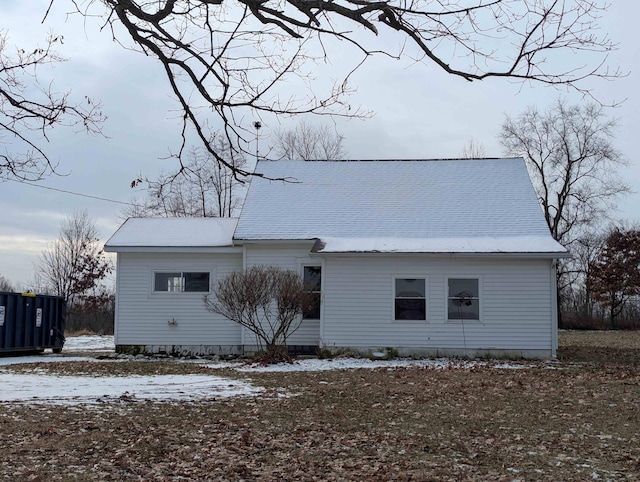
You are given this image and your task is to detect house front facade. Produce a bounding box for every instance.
[105,159,569,359]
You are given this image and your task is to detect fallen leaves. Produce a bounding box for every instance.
[0,332,639,480]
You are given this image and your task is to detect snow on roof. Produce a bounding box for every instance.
[104,217,238,251]
[313,235,568,255]
[235,159,566,255]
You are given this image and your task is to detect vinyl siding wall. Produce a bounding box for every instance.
[114,252,243,349]
[321,255,555,356]
[114,248,556,357]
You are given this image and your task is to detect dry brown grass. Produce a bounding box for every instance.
[558,330,640,365]
[559,330,640,349]
[0,332,639,481]
[64,329,97,337]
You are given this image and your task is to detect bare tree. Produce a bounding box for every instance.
[0,31,104,182]
[123,136,246,218]
[204,266,310,363]
[36,210,112,304]
[461,139,486,159]
[0,273,14,292]
[500,100,628,248]
[57,1,619,177]
[560,229,606,327]
[274,121,347,160]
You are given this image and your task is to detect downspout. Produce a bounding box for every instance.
[114,253,121,347]
[240,244,247,349]
[550,259,558,357]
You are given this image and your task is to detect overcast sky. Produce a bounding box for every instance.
[1,1,639,288]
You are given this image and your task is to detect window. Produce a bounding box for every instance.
[154,272,210,292]
[395,278,426,321]
[303,266,322,320]
[447,278,480,321]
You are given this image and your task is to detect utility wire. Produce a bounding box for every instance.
[8,179,140,207]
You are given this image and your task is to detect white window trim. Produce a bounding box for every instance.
[445,275,482,322]
[151,270,213,294]
[392,275,428,323]
[298,259,324,322]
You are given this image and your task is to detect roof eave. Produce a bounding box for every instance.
[311,250,571,259]
[104,245,242,254]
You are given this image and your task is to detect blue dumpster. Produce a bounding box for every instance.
[0,292,66,354]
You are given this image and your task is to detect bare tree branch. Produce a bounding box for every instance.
[58,0,619,179]
[0,31,105,182]
[123,134,246,218]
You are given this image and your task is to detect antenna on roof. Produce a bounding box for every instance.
[253,121,262,163]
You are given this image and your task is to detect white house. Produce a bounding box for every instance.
[105,158,569,359]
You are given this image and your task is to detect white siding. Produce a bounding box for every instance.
[321,255,555,356]
[114,252,243,348]
[114,247,557,358]
[244,244,320,346]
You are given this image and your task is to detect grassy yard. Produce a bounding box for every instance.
[1,333,639,481]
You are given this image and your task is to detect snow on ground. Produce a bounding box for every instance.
[0,373,263,405]
[0,335,536,405]
[0,355,98,366]
[226,357,535,372]
[0,335,114,366]
[63,335,115,352]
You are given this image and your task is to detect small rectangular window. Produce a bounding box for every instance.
[447,278,480,320]
[303,266,321,320]
[395,278,426,321]
[154,272,210,293]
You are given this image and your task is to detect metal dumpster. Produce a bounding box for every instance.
[0,292,66,354]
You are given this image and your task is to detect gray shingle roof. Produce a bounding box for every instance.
[235,159,566,254]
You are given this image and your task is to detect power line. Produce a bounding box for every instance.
[8,179,139,207]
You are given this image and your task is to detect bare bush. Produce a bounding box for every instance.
[205,266,309,363]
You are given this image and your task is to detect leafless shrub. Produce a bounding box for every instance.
[204,266,309,363]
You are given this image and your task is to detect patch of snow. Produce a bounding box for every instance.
[0,335,114,366]
[0,355,97,366]
[0,373,264,405]
[0,336,539,406]
[63,335,115,352]
[204,357,534,373]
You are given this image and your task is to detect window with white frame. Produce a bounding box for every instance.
[303,266,322,320]
[154,272,210,293]
[447,277,480,321]
[394,278,426,321]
